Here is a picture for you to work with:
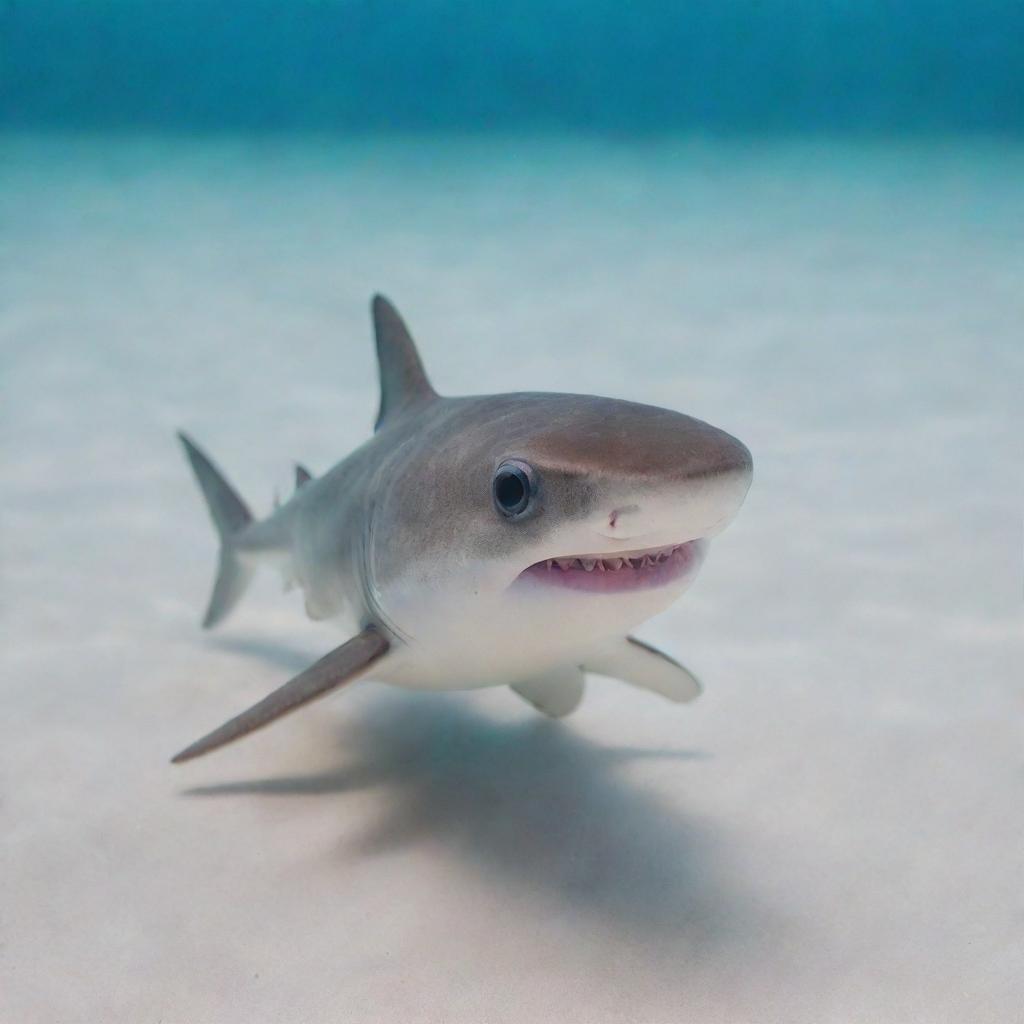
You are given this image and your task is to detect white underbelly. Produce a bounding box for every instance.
[368,575,692,691]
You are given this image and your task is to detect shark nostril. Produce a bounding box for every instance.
[598,505,647,540]
[608,505,639,530]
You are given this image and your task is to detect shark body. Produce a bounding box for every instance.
[173,296,752,763]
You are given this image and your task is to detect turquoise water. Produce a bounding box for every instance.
[2,0,1022,133]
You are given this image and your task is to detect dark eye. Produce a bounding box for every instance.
[493,460,534,518]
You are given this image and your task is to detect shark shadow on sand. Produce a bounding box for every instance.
[184,642,766,950]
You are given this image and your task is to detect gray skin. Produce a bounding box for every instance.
[266,393,748,622]
[172,296,752,763]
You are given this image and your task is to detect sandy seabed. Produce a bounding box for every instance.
[2,134,1022,1023]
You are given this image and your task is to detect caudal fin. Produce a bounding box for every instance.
[177,432,256,629]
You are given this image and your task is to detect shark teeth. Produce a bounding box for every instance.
[539,543,688,574]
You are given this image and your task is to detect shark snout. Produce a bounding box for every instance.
[668,426,752,537]
[675,425,752,487]
[596,432,752,543]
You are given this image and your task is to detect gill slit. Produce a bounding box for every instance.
[359,491,413,647]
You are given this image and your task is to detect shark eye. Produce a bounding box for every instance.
[493,461,534,518]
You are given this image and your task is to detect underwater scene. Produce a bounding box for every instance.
[2,3,1022,1022]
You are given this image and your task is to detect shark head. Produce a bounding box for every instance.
[366,299,752,686]
[489,393,751,592]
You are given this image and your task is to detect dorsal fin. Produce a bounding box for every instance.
[294,463,313,490]
[372,294,437,431]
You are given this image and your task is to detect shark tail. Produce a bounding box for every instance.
[177,431,257,629]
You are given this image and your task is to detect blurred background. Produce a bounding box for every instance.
[2,0,1023,133]
[2,3,1022,1023]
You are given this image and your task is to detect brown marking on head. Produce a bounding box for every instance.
[518,396,751,489]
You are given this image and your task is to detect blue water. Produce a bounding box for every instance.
[2,0,1022,134]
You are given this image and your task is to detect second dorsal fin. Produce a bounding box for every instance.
[294,463,313,490]
[371,294,437,431]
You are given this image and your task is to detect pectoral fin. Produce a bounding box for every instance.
[171,627,390,763]
[511,666,585,718]
[585,636,702,703]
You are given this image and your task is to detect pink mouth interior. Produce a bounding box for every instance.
[517,540,702,593]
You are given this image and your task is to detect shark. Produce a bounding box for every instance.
[172,296,752,763]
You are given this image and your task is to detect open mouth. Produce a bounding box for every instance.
[516,540,704,594]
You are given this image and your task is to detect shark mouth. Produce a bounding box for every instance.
[517,540,705,594]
